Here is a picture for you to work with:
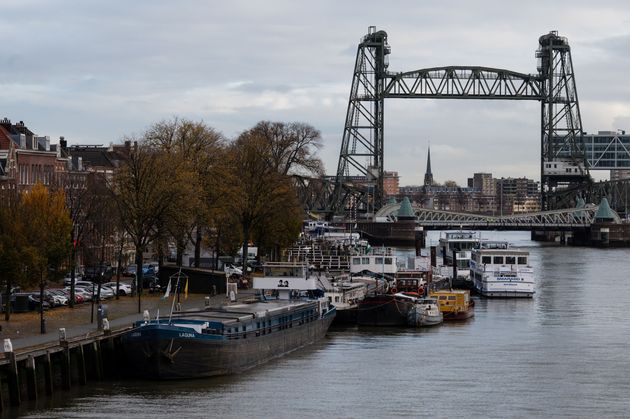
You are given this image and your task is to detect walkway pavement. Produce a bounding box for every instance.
[1,289,254,351]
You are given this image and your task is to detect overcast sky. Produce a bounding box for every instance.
[2,0,629,185]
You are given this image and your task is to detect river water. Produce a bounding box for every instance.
[19,232,630,418]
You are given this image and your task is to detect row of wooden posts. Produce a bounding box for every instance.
[0,328,128,411]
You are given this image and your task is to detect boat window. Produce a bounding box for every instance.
[448,296,456,300]
[493,256,504,264]
[335,296,340,302]
[362,257,370,264]
[375,257,383,264]
[518,257,528,265]
[352,257,361,265]
[385,257,392,265]
[506,256,516,264]
[482,256,492,264]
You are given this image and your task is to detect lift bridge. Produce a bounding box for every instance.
[317,26,630,216]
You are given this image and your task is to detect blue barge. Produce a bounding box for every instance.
[122,264,336,379]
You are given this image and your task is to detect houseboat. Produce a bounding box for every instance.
[470,241,534,298]
[322,275,369,324]
[121,263,336,379]
[429,289,474,320]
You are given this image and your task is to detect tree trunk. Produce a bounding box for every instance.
[176,239,185,267]
[194,226,202,268]
[69,243,77,308]
[214,227,221,271]
[4,279,11,321]
[242,222,250,273]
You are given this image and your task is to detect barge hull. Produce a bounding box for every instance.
[122,312,335,380]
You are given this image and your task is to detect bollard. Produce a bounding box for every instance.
[3,338,13,353]
[204,296,210,307]
[5,340,20,406]
[103,318,110,334]
[59,328,67,342]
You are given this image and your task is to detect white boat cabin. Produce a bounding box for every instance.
[253,263,318,299]
[350,251,398,275]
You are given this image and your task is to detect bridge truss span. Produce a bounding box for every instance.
[376,203,598,230]
[384,66,542,99]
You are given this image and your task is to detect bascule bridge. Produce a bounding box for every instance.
[327,27,628,216]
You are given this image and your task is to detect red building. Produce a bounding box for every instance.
[0,118,69,191]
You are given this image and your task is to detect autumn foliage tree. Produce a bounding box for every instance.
[0,189,27,320]
[21,183,72,331]
[226,121,320,267]
[144,118,226,267]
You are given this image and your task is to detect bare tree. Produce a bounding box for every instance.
[111,141,187,313]
[248,121,323,176]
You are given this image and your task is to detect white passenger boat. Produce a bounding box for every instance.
[469,241,534,298]
[437,231,483,283]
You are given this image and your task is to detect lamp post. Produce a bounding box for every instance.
[39,270,45,334]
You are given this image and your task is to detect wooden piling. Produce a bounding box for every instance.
[60,347,72,390]
[93,341,103,380]
[7,352,21,407]
[25,355,37,401]
[77,345,87,385]
[43,352,53,396]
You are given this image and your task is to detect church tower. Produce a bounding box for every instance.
[424,146,433,186]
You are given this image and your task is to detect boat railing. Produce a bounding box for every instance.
[224,311,322,340]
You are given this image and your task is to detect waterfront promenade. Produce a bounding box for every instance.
[0,291,248,351]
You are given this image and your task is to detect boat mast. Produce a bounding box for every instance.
[168,268,183,324]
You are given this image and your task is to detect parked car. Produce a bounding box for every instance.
[68,286,93,302]
[123,264,137,277]
[45,290,68,307]
[224,263,243,276]
[102,281,132,296]
[98,286,115,300]
[12,293,50,312]
[63,274,84,286]
[83,265,114,282]
[59,288,84,304]
[145,261,159,275]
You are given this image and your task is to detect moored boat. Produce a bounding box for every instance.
[470,241,534,298]
[356,293,414,326]
[322,276,369,324]
[429,289,474,320]
[437,231,484,289]
[121,263,336,380]
[402,294,443,327]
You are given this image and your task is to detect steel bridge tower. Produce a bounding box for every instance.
[331,26,390,214]
[537,31,589,210]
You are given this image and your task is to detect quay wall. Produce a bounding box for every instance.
[0,329,128,412]
[531,223,630,247]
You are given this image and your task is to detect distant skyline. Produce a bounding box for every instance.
[2,0,629,185]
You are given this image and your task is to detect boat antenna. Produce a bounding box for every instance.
[168,267,183,324]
